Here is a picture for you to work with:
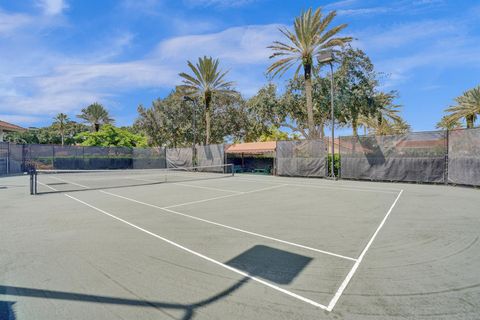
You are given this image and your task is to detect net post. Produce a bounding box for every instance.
[29,170,33,195]
[34,171,38,195]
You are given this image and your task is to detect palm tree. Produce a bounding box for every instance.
[436,116,462,130]
[52,113,69,145]
[77,103,114,132]
[267,7,351,138]
[178,56,238,144]
[443,86,480,129]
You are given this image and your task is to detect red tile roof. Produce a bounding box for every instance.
[226,141,276,154]
[0,120,26,132]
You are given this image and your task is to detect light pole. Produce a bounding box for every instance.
[184,96,197,167]
[318,50,336,179]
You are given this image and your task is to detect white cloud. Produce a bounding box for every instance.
[155,24,280,64]
[0,10,32,35]
[0,23,281,121]
[36,0,68,15]
[357,20,459,50]
[337,7,390,16]
[183,0,257,8]
[0,114,43,125]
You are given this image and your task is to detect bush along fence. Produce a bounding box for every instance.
[0,127,479,187]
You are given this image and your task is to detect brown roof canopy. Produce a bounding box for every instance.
[226,141,276,155]
[0,120,26,132]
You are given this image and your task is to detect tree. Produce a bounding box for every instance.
[443,86,480,129]
[357,91,409,135]
[436,116,462,130]
[335,46,378,136]
[75,124,147,147]
[267,7,351,138]
[177,56,238,144]
[77,103,114,132]
[5,121,89,145]
[135,92,251,147]
[258,126,299,142]
[52,113,69,146]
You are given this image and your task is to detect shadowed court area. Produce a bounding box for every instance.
[1,174,480,319]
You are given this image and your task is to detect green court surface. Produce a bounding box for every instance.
[1,174,479,319]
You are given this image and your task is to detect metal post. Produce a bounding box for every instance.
[6,142,10,175]
[192,100,197,167]
[330,62,335,179]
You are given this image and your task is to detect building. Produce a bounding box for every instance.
[0,120,26,142]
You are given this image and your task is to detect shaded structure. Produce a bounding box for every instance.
[226,141,276,174]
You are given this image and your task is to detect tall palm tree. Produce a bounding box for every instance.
[436,116,462,130]
[77,103,114,132]
[178,56,238,144]
[444,86,480,129]
[53,113,69,146]
[267,7,351,138]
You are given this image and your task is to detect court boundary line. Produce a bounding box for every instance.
[100,189,356,261]
[325,189,404,311]
[37,178,403,312]
[62,193,330,311]
[234,177,401,194]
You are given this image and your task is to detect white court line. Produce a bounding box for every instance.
[235,177,400,194]
[326,189,404,312]
[49,176,89,189]
[173,183,242,194]
[163,184,287,209]
[100,190,356,262]
[63,193,329,311]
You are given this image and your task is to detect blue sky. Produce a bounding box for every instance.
[0,0,479,134]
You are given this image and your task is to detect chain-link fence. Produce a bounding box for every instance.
[339,131,448,183]
[166,147,193,168]
[447,128,480,186]
[1,129,479,187]
[0,142,7,175]
[196,144,225,172]
[133,147,166,169]
[276,139,328,177]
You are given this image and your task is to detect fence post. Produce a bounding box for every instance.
[6,142,10,175]
[338,137,341,179]
[445,130,449,185]
[52,145,55,170]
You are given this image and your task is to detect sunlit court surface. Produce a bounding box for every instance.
[1,172,479,320]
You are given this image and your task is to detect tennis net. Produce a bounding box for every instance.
[30,164,234,195]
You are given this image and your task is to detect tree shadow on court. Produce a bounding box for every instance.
[0,245,312,319]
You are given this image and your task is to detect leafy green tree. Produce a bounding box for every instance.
[267,7,351,138]
[335,46,378,136]
[178,56,238,144]
[52,113,69,145]
[443,86,480,129]
[77,103,114,132]
[436,116,462,130]
[258,126,299,142]
[5,121,89,145]
[75,124,147,147]
[135,92,251,147]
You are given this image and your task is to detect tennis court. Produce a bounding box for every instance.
[1,169,479,319]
